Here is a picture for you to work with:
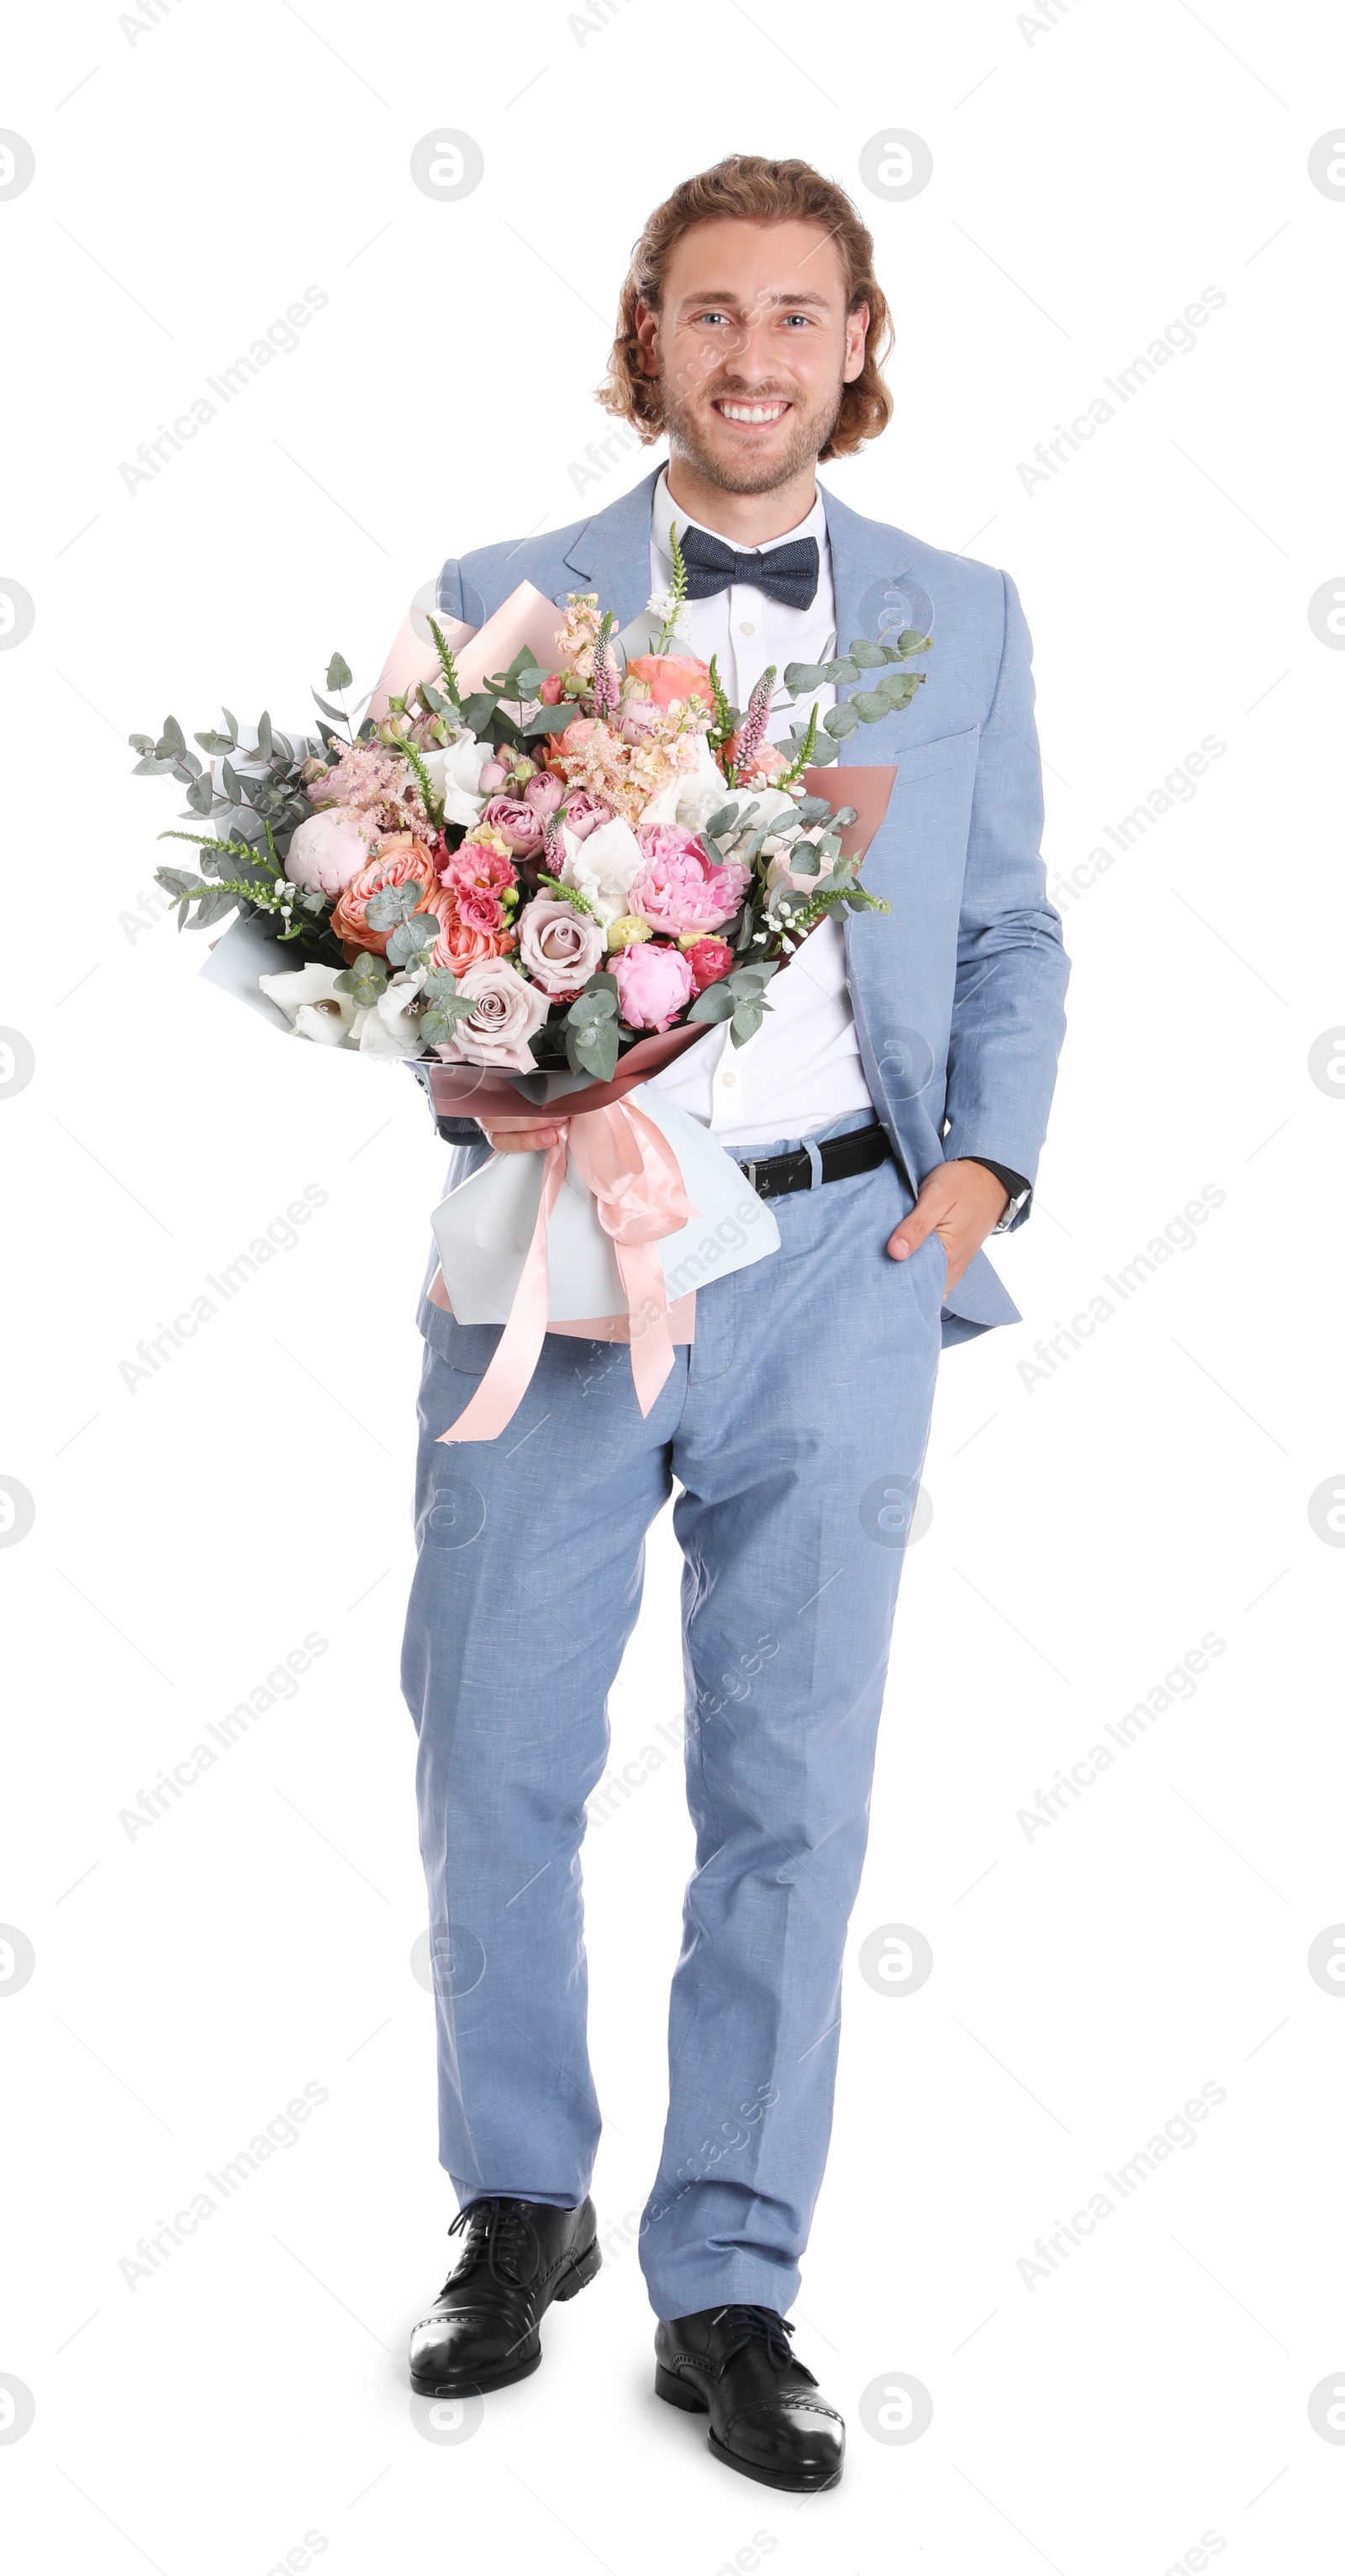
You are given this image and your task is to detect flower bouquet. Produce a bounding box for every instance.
[130,532,932,1435]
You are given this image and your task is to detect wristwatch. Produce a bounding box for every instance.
[964,1156,1031,1231]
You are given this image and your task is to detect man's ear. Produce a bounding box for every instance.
[634,297,660,381]
[843,302,870,385]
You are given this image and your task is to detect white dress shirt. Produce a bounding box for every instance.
[641,468,875,1154]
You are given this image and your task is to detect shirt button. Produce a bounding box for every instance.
[738,620,756,636]
[720,1068,737,1086]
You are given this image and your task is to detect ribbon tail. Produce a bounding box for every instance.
[615,1239,677,1418]
[437,1143,566,1445]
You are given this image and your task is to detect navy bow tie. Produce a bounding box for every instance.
[678,524,820,613]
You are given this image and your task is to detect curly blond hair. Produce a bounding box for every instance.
[597,154,893,462]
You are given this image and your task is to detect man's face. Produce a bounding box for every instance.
[636,219,869,495]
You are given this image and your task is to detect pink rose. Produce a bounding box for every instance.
[538,672,567,705]
[626,824,749,935]
[420,888,514,972]
[285,806,378,896]
[684,935,735,995]
[611,940,694,1032]
[435,956,551,1072]
[516,894,606,998]
[479,793,547,857]
[456,883,507,934]
[523,771,564,815]
[560,791,614,841]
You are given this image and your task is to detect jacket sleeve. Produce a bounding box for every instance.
[939,571,1069,1230]
[436,554,488,625]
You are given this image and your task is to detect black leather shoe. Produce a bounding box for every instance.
[409,2195,599,2395]
[654,2304,844,2491]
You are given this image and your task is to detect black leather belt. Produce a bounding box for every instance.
[735,1119,892,1202]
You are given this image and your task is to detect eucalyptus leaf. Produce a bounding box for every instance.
[730,1004,765,1045]
[794,795,832,824]
[160,714,186,753]
[823,704,859,739]
[782,661,825,693]
[686,984,736,1024]
[326,652,353,691]
[256,712,273,765]
[523,704,571,734]
[155,865,203,897]
[364,881,420,932]
[128,731,156,754]
[821,658,859,685]
[310,689,348,724]
[187,888,238,930]
[457,691,498,735]
[387,915,438,968]
[335,955,388,1005]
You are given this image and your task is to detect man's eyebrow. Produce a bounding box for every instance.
[673,288,836,312]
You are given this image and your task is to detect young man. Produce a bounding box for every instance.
[402,155,1068,2493]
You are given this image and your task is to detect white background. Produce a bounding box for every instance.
[2,4,1343,2570]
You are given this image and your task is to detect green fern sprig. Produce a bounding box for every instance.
[653,519,690,654]
[706,653,736,761]
[394,731,445,830]
[426,615,462,705]
[774,702,819,788]
[158,829,280,874]
[536,872,599,918]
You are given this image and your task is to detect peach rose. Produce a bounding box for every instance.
[625,652,715,712]
[330,835,439,956]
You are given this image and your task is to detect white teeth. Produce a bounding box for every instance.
[719,402,786,424]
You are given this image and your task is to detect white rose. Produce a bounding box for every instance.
[558,815,645,926]
[420,732,493,826]
[258,962,359,1047]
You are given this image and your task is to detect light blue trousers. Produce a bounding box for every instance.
[401,1110,946,2321]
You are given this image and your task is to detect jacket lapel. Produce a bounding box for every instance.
[560,467,663,627]
[820,485,918,764]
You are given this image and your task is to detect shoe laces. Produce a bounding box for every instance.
[711,2304,815,2383]
[444,2197,539,2292]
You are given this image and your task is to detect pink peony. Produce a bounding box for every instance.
[435,956,551,1072]
[516,894,606,998]
[684,935,735,995]
[285,806,378,896]
[560,791,614,841]
[611,940,694,1031]
[479,793,547,857]
[626,824,749,935]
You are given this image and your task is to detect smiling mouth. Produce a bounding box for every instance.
[712,398,792,428]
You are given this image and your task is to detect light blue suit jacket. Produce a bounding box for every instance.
[428,467,1069,1344]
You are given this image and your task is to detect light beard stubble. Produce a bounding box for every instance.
[658,376,844,497]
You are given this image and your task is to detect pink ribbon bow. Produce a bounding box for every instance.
[438,1099,699,1445]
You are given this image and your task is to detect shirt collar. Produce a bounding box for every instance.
[651,466,829,570]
